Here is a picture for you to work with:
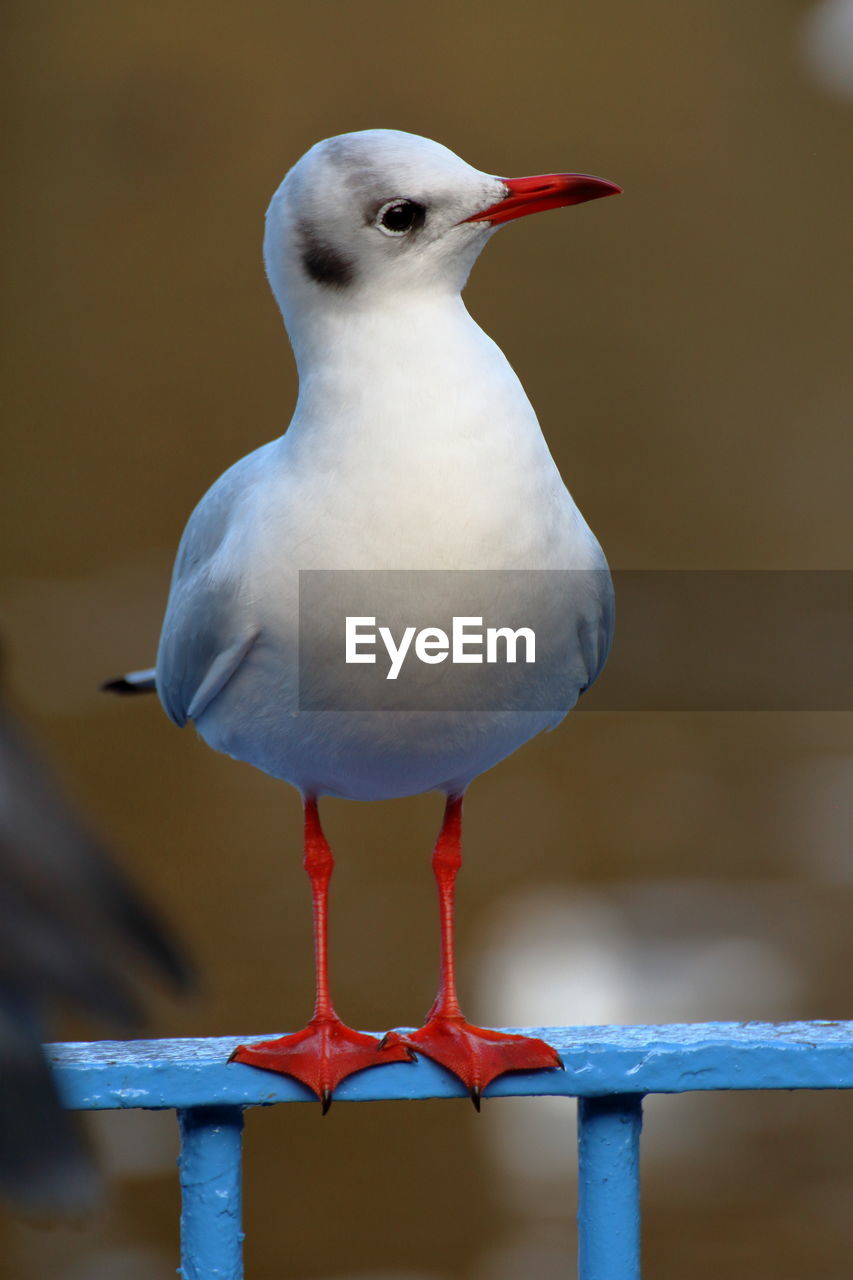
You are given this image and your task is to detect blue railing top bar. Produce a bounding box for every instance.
[48,1020,853,1110]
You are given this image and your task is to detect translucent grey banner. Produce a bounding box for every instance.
[297,570,852,712]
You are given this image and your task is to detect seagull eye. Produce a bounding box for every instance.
[376,199,424,236]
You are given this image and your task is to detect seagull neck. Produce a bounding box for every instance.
[287,290,480,390]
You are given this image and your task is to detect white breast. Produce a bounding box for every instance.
[190,296,609,800]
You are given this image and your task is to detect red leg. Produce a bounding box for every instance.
[382,793,562,1107]
[231,797,412,1111]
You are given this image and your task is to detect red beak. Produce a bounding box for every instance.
[465,173,622,225]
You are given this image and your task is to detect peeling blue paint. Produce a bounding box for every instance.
[48,1021,853,1108]
[578,1095,643,1280]
[44,1021,853,1277]
[178,1107,244,1280]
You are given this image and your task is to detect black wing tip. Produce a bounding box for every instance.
[101,675,156,696]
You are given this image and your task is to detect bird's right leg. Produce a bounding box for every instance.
[380,793,562,1107]
[230,796,412,1112]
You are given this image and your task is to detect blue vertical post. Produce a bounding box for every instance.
[178,1106,245,1280]
[577,1094,643,1280]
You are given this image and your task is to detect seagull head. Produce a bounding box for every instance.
[263,129,620,332]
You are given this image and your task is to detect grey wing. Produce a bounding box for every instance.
[577,564,615,696]
[156,454,266,727]
[157,571,259,728]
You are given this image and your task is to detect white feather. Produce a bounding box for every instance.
[156,130,612,800]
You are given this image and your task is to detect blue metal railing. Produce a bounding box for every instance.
[48,1021,853,1280]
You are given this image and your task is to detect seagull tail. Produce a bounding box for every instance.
[101,667,157,696]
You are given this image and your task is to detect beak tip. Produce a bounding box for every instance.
[465,172,623,225]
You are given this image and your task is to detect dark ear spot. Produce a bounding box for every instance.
[299,227,354,289]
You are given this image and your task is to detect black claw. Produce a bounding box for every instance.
[470,1086,482,1112]
[377,1033,417,1061]
[321,1090,332,1116]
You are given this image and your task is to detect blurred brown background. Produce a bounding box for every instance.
[2,1,851,1277]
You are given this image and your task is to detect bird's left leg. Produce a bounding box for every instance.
[230,796,412,1111]
[380,793,562,1107]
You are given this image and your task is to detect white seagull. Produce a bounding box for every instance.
[107,129,619,1110]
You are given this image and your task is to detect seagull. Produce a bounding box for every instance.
[106,129,619,1111]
